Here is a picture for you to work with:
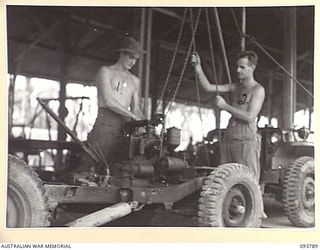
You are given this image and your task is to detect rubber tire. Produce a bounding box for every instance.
[282,156,315,227]
[7,155,51,228]
[198,163,263,227]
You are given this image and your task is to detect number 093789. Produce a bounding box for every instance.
[300,244,318,248]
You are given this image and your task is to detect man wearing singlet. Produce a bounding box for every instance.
[191,50,265,182]
[78,36,145,172]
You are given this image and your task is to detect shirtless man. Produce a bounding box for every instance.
[78,36,145,172]
[191,50,265,182]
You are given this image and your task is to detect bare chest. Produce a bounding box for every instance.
[110,73,135,96]
[231,87,254,109]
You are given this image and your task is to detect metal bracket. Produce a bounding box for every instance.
[129,201,145,211]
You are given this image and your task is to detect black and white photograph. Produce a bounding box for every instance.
[5,4,315,234]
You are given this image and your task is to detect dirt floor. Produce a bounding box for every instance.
[50,193,299,228]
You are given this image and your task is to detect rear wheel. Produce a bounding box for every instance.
[198,163,262,227]
[7,155,51,227]
[282,156,314,227]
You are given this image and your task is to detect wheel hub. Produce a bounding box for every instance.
[223,186,249,226]
[229,198,246,215]
[302,176,314,210]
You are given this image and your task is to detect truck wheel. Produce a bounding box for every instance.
[198,163,262,227]
[282,156,314,227]
[7,155,51,227]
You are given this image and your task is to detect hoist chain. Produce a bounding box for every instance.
[190,8,211,166]
[205,8,222,145]
[165,8,202,117]
[189,8,197,51]
[190,8,203,120]
[156,8,188,110]
[205,8,219,85]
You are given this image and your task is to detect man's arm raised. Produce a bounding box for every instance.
[191,52,232,93]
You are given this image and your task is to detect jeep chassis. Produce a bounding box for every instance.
[7,99,314,228]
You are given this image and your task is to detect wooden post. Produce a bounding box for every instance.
[308,106,312,130]
[151,40,161,115]
[281,7,297,129]
[267,71,273,125]
[56,17,71,170]
[144,8,153,118]
[241,7,246,51]
[8,74,16,137]
[139,8,146,113]
[215,59,224,129]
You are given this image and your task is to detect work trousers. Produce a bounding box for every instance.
[220,119,261,182]
[220,136,261,182]
[77,107,127,172]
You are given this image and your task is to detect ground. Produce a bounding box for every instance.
[51,193,296,228]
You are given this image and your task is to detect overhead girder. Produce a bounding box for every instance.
[6,6,313,125]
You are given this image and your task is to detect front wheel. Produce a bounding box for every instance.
[7,155,51,227]
[282,156,315,227]
[198,163,262,227]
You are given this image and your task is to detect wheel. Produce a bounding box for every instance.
[282,156,314,227]
[7,155,51,227]
[198,163,263,227]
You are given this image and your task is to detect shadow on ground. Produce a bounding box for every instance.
[51,193,297,228]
